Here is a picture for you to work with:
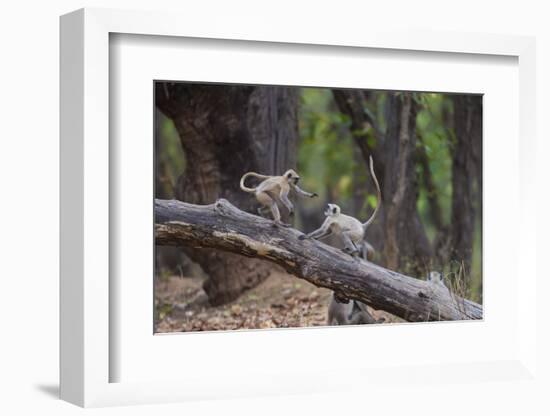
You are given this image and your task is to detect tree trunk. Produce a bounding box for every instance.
[332,89,385,181]
[351,143,368,217]
[154,109,187,275]
[155,198,482,322]
[331,90,432,272]
[331,89,386,254]
[447,95,482,279]
[155,83,299,305]
[382,93,433,274]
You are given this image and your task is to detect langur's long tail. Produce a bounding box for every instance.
[362,156,382,230]
[239,172,270,193]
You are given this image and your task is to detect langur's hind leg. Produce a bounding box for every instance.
[257,192,285,225]
[267,198,290,227]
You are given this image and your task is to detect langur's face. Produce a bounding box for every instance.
[325,203,340,217]
[285,170,300,184]
[427,271,443,283]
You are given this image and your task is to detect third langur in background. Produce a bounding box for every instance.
[326,243,385,325]
[240,169,318,226]
[299,156,381,257]
[327,293,383,325]
[426,271,446,287]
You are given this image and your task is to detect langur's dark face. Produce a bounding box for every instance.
[286,171,300,184]
[427,271,443,283]
[325,204,339,216]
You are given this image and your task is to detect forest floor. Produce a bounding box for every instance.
[155,271,400,333]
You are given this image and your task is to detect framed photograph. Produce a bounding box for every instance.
[152,81,483,333]
[60,8,537,408]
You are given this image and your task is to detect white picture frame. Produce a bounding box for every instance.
[60,7,537,408]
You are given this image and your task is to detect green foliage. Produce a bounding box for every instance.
[366,194,378,210]
[470,216,483,303]
[415,93,453,231]
[298,88,356,204]
[157,115,185,197]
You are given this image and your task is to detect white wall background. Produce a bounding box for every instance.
[0,0,548,414]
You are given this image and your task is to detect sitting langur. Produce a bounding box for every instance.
[240,169,318,226]
[299,156,381,257]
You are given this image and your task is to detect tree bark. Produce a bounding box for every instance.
[154,109,187,275]
[416,135,449,271]
[155,198,482,322]
[155,83,299,305]
[447,95,482,278]
[382,93,433,274]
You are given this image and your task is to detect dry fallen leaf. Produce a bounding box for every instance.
[231,304,243,315]
[155,272,401,333]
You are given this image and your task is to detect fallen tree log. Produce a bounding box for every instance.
[155,198,483,322]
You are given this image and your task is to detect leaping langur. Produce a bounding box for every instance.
[299,156,382,257]
[240,169,318,226]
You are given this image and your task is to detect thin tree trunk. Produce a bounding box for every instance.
[155,83,299,305]
[331,90,432,272]
[416,136,444,231]
[416,136,450,271]
[351,143,368,217]
[332,89,387,254]
[154,109,188,275]
[382,93,433,274]
[332,89,385,180]
[447,95,482,280]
